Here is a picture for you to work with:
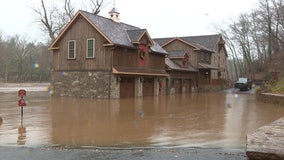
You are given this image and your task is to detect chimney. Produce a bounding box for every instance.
[108,7,120,23]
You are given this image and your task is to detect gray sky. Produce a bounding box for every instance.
[0,0,259,42]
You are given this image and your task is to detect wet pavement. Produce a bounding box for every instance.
[0,146,247,160]
[0,83,284,150]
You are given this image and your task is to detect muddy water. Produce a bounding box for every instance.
[0,84,284,149]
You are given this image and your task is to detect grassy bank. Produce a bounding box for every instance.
[268,75,284,94]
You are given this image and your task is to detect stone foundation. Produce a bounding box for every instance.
[51,71,119,98]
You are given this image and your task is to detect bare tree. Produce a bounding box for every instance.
[0,35,52,82]
[213,0,284,82]
[90,0,105,15]
[32,0,68,41]
[213,24,240,81]
[32,0,109,42]
[64,0,75,20]
[229,14,254,78]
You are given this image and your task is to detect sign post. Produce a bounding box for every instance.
[18,89,27,119]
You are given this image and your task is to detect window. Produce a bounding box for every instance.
[87,39,95,58]
[68,40,76,59]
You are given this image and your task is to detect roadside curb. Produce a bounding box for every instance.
[247,117,284,160]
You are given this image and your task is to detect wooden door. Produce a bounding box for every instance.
[184,79,191,93]
[120,77,135,98]
[143,78,154,96]
[174,79,182,94]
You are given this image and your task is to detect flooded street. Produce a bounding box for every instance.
[0,83,284,149]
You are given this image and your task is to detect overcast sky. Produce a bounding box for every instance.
[0,0,259,42]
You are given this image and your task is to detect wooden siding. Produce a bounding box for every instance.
[140,34,152,45]
[113,47,165,70]
[163,39,197,68]
[168,71,197,80]
[199,51,211,64]
[198,79,227,85]
[52,15,111,71]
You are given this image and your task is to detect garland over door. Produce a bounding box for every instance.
[143,78,154,96]
[120,77,135,98]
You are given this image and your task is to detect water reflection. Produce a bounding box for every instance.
[49,91,270,148]
[17,119,26,145]
[0,89,51,146]
[1,85,284,149]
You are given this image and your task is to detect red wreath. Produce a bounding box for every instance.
[139,45,147,60]
[182,57,189,66]
[138,45,147,66]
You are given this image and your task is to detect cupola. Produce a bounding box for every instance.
[108,7,120,23]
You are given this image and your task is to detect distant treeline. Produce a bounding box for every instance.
[0,34,51,83]
[217,0,284,81]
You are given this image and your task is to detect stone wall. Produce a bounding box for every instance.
[247,117,284,160]
[51,71,119,98]
[256,92,284,106]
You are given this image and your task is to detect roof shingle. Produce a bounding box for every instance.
[80,11,167,54]
[154,34,221,52]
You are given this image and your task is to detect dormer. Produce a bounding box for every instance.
[108,7,120,23]
[127,29,154,47]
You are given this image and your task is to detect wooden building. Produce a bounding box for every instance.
[49,9,168,98]
[165,51,198,94]
[154,35,228,91]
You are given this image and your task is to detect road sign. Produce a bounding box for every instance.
[18,99,26,107]
[18,89,26,97]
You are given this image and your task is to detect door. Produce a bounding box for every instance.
[174,79,182,94]
[143,78,154,96]
[120,77,135,98]
[184,79,191,93]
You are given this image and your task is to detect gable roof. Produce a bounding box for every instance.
[167,50,191,59]
[154,34,223,53]
[198,62,219,70]
[50,10,166,54]
[127,29,146,43]
[180,34,221,51]
[166,58,197,72]
[162,38,201,51]
[127,29,154,46]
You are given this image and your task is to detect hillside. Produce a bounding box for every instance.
[265,52,284,94]
[268,75,284,94]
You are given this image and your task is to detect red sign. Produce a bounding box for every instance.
[18,89,26,97]
[18,99,26,107]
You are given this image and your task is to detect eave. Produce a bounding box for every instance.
[48,47,60,50]
[49,11,114,50]
[161,37,200,50]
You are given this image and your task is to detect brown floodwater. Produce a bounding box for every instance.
[0,83,284,149]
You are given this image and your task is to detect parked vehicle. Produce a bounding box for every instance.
[234,78,252,91]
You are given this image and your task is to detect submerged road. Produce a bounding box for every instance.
[0,83,284,159]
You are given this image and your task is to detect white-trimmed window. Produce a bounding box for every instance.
[68,40,76,59]
[86,38,95,58]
